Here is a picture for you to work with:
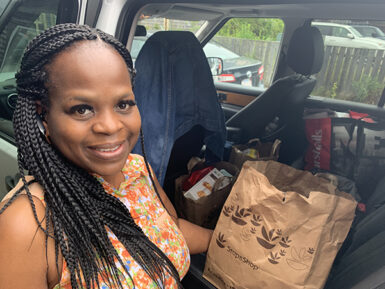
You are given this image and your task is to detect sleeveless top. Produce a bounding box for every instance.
[55,154,190,288]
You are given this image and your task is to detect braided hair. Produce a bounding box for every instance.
[1,23,182,289]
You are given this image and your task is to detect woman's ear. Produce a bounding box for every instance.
[35,100,44,115]
[35,101,50,141]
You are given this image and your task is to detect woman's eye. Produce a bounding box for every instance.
[69,105,93,117]
[117,100,136,111]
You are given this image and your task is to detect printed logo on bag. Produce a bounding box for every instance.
[220,205,316,269]
[257,226,281,249]
[231,206,252,225]
[215,232,259,271]
[286,247,315,270]
[216,232,227,248]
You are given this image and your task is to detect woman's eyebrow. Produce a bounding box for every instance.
[66,92,134,103]
[117,93,134,99]
[67,96,93,102]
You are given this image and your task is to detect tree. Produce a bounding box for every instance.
[217,18,284,41]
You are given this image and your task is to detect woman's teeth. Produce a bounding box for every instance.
[95,145,120,152]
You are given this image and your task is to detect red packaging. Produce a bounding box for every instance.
[304,117,331,171]
[182,166,214,191]
[349,110,375,123]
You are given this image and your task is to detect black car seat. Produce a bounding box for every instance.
[324,176,385,288]
[325,230,385,289]
[226,23,324,163]
[132,31,226,197]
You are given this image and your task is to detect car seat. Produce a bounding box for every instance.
[324,175,385,288]
[132,31,226,189]
[225,23,324,164]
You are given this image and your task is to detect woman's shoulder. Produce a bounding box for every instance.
[1,176,44,204]
[0,176,46,224]
[0,176,47,249]
[0,178,51,288]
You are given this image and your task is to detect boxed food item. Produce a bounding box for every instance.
[175,162,239,229]
[184,168,230,201]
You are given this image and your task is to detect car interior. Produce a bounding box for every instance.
[0,0,385,288]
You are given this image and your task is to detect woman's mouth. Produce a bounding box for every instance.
[88,142,126,160]
[94,145,120,152]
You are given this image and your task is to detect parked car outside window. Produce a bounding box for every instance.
[351,24,385,40]
[313,21,385,49]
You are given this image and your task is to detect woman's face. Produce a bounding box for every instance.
[43,40,141,185]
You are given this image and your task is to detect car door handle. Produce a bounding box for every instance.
[218,92,227,102]
[5,173,20,191]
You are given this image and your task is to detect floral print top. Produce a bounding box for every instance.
[55,154,190,288]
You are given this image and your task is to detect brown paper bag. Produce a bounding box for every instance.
[175,162,239,229]
[203,160,357,289]
[229,138,281,169]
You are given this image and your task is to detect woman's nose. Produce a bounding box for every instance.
[92,111,123,135]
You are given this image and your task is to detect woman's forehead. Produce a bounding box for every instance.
[46,40,129,89]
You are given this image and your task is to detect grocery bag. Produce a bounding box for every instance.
[304,110,385,192]
[229,138,281,169]
[203,160,357,289]
[175,162,239,229]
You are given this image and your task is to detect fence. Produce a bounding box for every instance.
[213,36,385,104]
[314,46,385,103]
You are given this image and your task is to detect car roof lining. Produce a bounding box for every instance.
[140,3,385,22]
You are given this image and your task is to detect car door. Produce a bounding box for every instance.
[0,0,81,198]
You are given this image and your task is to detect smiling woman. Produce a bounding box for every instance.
[43,40,141,188]
[0,23,212,289]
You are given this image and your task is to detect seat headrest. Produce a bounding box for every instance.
[144,31,199,49]
[287,25,324,75]
[135,25,147,36]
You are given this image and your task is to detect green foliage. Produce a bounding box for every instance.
[330,82,338,99]
[351,76,384,104]
[312,82,338,99]
[217,18,284,41]
[34,13,56,33]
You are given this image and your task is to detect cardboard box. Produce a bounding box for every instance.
[184,168,226,201]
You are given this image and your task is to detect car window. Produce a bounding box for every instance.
[134,15,284,90]
[133,17,206,61]
[0,1,59,83]
[207,18,284,89]
[312,20,385,105]
[332,27,350,38]
[203,42,240,59]
[0,1,10,16]
[0,0,62,197]
[130,37,146,59]
[353,25,385,38]
[315,25,332,36]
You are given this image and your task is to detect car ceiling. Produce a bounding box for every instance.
[138,2,385,21]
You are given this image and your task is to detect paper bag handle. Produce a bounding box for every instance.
[270,139,282,158]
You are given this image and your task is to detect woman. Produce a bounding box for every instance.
[0,24,212,289]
